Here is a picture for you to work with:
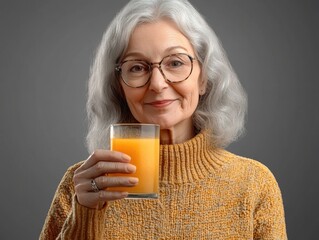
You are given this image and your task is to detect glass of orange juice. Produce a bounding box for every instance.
[109,123,160,199]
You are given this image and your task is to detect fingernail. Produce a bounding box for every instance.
[122,153,131,161]
[128,164,136,172]
[121,192,129,198]
[129,177,139,184]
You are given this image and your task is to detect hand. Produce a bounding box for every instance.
[73,149,138,209]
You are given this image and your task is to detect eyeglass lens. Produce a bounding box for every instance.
[119,53,193,87]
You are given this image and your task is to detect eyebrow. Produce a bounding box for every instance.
[123,46,190,60]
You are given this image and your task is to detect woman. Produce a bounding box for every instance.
[40,0,287,239]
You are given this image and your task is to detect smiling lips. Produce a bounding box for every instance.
[145,99,176,108]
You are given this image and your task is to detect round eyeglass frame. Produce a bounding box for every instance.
[115,53,197,88]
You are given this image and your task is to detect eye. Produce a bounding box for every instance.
[164,54,189,69]
[130,64,147,73]
[169,60,184,67]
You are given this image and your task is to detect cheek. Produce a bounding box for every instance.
[180,83,200,105]
[177,90,199,114]
[189,91,199,108]
[189,83,202,110]
[122,87,144,110]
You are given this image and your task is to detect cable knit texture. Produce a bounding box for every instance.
[40,132,287,239]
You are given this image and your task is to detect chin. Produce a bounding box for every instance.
[154,121,177,131]
[141,119,175,130]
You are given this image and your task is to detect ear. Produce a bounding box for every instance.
[199,77,207,96]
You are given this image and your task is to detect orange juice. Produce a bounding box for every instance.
[110,137,159,196]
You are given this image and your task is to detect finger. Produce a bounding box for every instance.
[75,176,138,193]
[94,176,139,190]
[79,149,131,171]
[98,190,129,202]
[77,161,136,179]
[78,190,128,208]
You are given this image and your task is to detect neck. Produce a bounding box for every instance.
[159,131,231,183]
[160,127,196,144]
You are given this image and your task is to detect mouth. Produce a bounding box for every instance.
[145,99,176,108]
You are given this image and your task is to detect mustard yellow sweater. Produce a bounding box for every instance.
[40,132,287,239]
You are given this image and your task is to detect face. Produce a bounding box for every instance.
[120,19,205,140]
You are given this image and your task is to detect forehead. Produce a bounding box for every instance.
[125,19,195,58]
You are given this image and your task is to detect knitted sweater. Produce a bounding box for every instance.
[40,132,287,239]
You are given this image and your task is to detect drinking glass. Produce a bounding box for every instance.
[109,123,160,199]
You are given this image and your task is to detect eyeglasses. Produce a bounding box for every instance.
[115,53,197,88]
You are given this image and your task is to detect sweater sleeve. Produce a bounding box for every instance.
[39,163,107,240]
[253,163,287,240]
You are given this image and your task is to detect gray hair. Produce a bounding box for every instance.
[86,0,247,152]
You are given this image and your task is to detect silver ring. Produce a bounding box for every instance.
[91,179,100,192]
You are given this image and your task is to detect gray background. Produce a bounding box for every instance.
[1,0,318,239]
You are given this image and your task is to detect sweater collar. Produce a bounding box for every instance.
[159,131,232,184]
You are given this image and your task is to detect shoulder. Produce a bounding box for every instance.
[220,150,280,188]
[65,161,85,175]
[227,151,275,175]
[215,150,286,225]
[57,161,85,189]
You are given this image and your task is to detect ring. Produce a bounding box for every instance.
[91,179,100,192]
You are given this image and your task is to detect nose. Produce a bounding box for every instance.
[148,65,169,92]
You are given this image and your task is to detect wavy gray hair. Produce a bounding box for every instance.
[86,0,247,152]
